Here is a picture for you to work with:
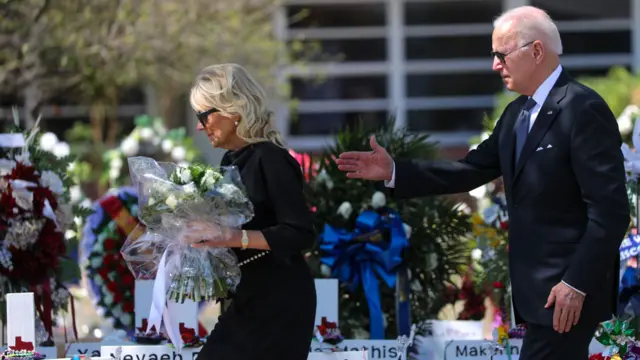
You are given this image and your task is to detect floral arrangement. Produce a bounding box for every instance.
[1,349,44,360]
[82,187,140,331]
[167,323,203,349]
[103,115,200,187]
[121,157,254,349]
[466,176,512,329]
[0,109,91,343]
[589,317,640,359]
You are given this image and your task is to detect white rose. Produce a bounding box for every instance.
[171,146,187,162]
[320,264,332,277]
[336,201,353,220]
[618,105,639,135]
[109,168,120,180]
[53,142,70,158]
[69,185,82,203]
[39,132,58,152]
[471,248,483,261]
[139,127,154,140]
[316,169,334,189]
[40,170,64,194]
[178,167,192,184]
[120,137,139,157]
[165,195,178,209]
[371,191,386,209]
[200,169,218,190]
[402,223,412,239]
[161,139,174,153]
[64,230,76,240]
[110,157,123,169]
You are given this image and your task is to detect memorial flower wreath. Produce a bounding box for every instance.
[0,109,90,343]
[82,187,141,332]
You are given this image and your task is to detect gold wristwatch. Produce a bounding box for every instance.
[241,230,249,250]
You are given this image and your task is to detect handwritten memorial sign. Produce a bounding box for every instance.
[103,340,400,360]
[620,234,640,261]
[65,342,103,357]
[0,347,56,359]
[308,352,368,360]
[443,340,523,360]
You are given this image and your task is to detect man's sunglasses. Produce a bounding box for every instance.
[491,41,535,64]
[196,107,220,127]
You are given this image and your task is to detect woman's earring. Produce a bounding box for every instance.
[234,121,239,126]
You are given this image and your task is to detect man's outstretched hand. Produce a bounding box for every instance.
[336,135,394,181]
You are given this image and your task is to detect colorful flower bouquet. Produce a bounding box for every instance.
[1,349,44,360]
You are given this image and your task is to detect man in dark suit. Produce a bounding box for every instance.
[336,5,629,360]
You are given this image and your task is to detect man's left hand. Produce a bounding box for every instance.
[544,282,585,333]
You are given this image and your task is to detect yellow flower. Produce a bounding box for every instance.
[471,213,484,225]
[489,237,501,248]
[485,228,498,239]
[611,355,622,360]
[497,325,508,344]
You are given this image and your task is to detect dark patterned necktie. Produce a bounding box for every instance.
[514,97,537,166]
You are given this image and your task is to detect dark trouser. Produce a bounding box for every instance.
[520,321,597,360]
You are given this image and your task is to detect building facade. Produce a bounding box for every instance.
[275,0,635,157]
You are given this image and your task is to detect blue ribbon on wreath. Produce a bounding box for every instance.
[319,209,409,339]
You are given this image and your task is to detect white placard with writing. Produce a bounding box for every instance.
[65,342,102,357]
[103,340,400,360]
[311,340,400,360]
[6,292,36,348]
[0,347,56,359]
[414,320,484,360]
[315,279,339,325]
[102,345,199,360]
[443,340,523,360]
[308,352,368,360]
[134,280,198,332]
[420,320,484,339]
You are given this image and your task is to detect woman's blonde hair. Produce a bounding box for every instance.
[189,63,285,147]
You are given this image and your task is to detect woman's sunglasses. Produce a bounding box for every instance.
[196,108,220,127]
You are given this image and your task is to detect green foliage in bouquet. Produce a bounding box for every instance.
[304,118,472,339]
[140,163,226,226]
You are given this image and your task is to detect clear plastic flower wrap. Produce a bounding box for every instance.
[120,156,254,303]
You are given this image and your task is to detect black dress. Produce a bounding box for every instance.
[197,141,317,360]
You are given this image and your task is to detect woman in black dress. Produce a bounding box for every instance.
[183,63,317,359]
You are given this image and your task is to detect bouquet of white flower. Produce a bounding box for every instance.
[120,156,254,305]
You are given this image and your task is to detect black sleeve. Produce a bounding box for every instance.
[259,147,316,258]
[562,99,630,295]
[390,110,508,198]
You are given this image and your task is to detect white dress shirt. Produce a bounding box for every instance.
[384,64,586,296]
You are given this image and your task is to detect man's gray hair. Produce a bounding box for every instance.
[493,6,563,55]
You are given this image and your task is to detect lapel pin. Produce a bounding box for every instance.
[547,111,553,114]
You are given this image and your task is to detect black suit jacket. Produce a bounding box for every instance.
[390,71,630,326]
